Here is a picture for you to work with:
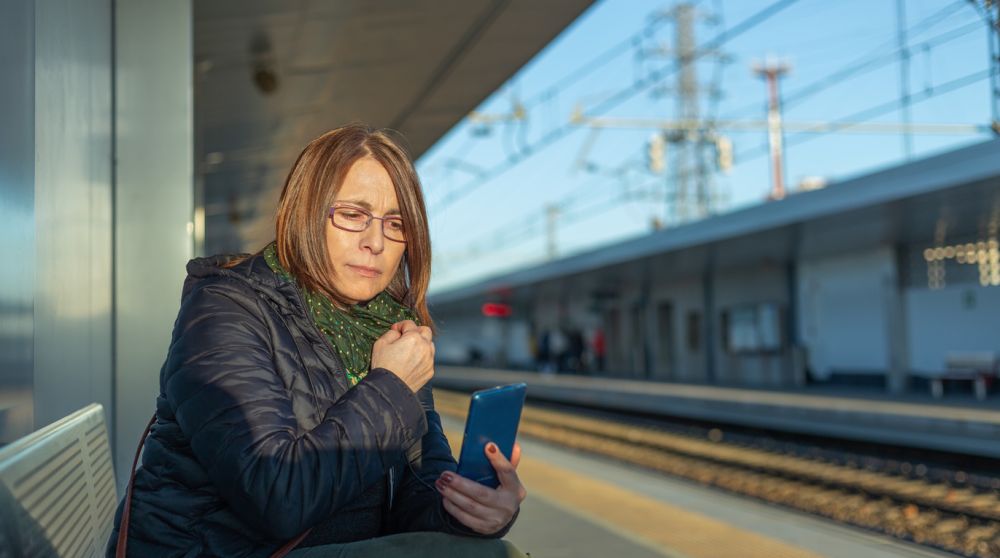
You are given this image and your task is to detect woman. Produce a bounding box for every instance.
[108,124,527,557]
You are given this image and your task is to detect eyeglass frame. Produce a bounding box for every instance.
[328,203,407,243]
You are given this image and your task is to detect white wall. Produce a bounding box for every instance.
[798,247,896,378]
[33,0,114,439]
[906,285,1000,374]
[0,0,36,444]
[714,264,789,385]
[604,284,643,377]
[434,312,535,368]
[114,0,193,491]
[0,0,193,489]
[650,278,703,382]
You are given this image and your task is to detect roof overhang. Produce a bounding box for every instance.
[194,0,595,252]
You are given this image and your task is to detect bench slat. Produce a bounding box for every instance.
[0,404,117,558]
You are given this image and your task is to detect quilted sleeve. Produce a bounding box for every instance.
[162,281,427,541]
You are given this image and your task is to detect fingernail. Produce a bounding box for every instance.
[487,443,497,454]
[441,472,453,484]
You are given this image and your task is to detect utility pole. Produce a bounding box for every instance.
[989,0,1000,135]
[673,3,698,222]
[545,205,559,260]
[753,59,791,201]
[641,3,725,224]
[896,0,913,158]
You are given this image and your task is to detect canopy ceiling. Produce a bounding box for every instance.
[194,0,594,253]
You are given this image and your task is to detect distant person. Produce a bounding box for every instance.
[527,325,539,368]
[550,328,568,372]
[568,330,585,373]
[592,328,606,372]
[467,345,485,367]
[108,124,527,557]
[537,330,551,372]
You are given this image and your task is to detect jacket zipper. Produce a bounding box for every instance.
[292,286,398,511]
[292,288,350,387]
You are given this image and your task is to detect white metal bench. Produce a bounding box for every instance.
[0,404,117,557]
[931,352,999,401]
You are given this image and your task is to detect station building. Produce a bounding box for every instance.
[430,138,1000,393]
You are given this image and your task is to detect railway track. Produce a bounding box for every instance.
[434,389,1000,558]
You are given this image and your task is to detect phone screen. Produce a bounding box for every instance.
[455,383,527,488]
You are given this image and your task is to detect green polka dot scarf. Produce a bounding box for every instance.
[263,242,418,387]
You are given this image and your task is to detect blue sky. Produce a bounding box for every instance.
[417,0,996,292]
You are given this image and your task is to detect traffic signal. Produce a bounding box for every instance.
[647,133,666,174]
[716,136,733,173]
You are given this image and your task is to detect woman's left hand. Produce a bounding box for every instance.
[435,442,526,535]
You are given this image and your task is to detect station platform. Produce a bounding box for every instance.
[438,414,952,558]
[434,366,1000,458]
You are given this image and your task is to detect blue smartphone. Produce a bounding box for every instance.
[455,383,527,488]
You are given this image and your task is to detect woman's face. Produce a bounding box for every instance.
[325,156,406,304]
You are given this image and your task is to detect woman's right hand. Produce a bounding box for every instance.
[371,320,435,392]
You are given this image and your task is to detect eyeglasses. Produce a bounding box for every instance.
[329,204,406,242]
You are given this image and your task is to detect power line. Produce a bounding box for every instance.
[518,0,713,111]
[733,68,992,164]
[565,21,986,211]
[436,188,637,271]
[721,13,981,119]
[520,17,664,109]
[436,148,648,266]
[783,22,981,111]
[966,0,1000,132]
[438,171,620,263]
[436,2,993,281]
[441,171,683,270]
[442,62,993,271]
[427,2,671,187]
[432,0,803,212]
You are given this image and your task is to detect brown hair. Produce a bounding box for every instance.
[272,123,434,328]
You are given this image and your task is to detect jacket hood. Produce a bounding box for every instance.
[182,251,304,315]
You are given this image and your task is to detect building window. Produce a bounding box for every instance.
[686,311,700,352]
[721,303,783,354]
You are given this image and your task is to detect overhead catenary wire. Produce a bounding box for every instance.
[440,171,685,271]
[444,0,977,188]
[439,163,676,270]
[437,189,641,271]
[966,0,1000,132]
[440,66,992,270]
[732,67,993,165]
[720,3,980,119]
[435,1,991,278]
[433,0,969,186]
[436,147,652,268]
[432,0,803,212]
[518,0,711,110]
[438,169,626,265]
[425,6,671,197]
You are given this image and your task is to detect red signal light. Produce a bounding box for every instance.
[481,302,512,318]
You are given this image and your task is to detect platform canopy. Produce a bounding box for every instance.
[195,0,594,252]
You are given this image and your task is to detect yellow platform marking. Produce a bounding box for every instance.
[444,429,824,558]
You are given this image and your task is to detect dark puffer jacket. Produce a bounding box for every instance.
[106,253,510,557]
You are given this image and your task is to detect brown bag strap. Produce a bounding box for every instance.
[115,414,311,558]
[269,530,313,557]
[115,414,156,558]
